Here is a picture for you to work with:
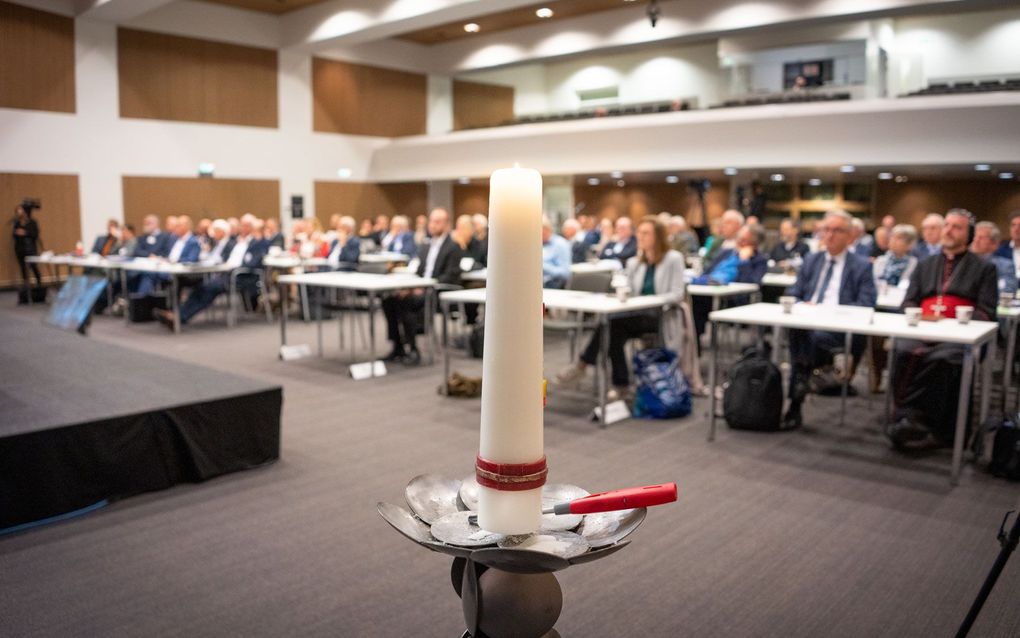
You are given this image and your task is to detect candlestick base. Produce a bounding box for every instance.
[379,474,648,638]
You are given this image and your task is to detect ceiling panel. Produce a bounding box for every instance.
[197,0,332,15]
[398,0,640,46]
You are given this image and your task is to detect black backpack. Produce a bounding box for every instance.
[724,346,784,431]
[989,419,1020,481]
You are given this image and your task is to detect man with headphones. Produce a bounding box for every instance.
[888,208,998,450]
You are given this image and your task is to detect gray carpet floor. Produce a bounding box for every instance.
[1,296,1019,637]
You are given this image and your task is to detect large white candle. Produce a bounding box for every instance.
[477,166,545,535]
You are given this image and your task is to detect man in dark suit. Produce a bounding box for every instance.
[134,215,201,296]
[911,213,943,260]
[598,217,637,264]
[157,217,267,327]
[156,215,180,257]
[382,208,463,365]
[994,210,1020,279]
[380,215,418,258]
[326,216,361,271]
[90,219,122,257]
[561,218,587,263]
[769,218,809,264]
[133,215,168,258]
[264,218,285,250]
[783,210,877,427]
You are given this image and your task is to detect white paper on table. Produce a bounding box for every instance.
[878,287,907,308]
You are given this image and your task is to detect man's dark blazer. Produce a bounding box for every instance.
[328,236,361,269]
[417,235,464,286]
[90,234,117,255]
[787,250,876,307]
[736,251,769,284]
[166,235,201,263]
[134,231,166,257]
[570,239,587,264]
[599,236,636,264]
[995,240,1016,262]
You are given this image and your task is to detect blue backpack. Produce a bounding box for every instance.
[632,348,693,419]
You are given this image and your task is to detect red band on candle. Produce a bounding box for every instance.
[475,455,548,492]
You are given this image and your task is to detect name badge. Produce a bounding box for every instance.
[147,236,156,245]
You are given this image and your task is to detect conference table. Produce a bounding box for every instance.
[26,253,125,308]
[117,260,234,333]
[276,271,437,379]
[460,259,622,284]
[706,302,998,485]
[438,287,678,427]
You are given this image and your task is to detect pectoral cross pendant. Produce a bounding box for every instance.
[932,295,947,318]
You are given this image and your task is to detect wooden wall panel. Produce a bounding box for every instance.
[574,182,729,226]
[453,184,490,217]
[875,180,1020,229]
[314,181,428,228]
[118,28,277,128]
[0,1,75,113]
[0,173,80,287]
[312,58,426,137]
[453,80,514,131]
[122,176,280,231]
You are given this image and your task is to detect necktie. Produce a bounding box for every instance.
[813,258,835,304]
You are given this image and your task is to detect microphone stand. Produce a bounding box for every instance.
[955,509,1020,637]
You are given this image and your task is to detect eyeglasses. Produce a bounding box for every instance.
[819,226,848,234]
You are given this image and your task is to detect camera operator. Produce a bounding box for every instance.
[12,201,42,295]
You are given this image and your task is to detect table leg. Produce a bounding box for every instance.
[980,337,994,426]
[885,336,896,425]
[105,269,114,309]
[279,280,289,357]
[316,286,323,357]
[228,273,237,328]
[1006,316,1017,413]
[442,300,450,394]
[840,331,852,427]
[708,320,719,442]
[121,269,130,325]
[368,291,377,377]
[598,315,609,428]
[171,275,181,334]
[951,346,976,486]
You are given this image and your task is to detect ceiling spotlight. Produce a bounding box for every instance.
[877,172,893,180]
[646,0,661,27]
[770,173,785,182]
[1000,172,1016,180]
[723,167,738,176]
[840,165,855,173]
[610,170,623,179]
[616,180,626,187]
[894,175,908,183]
[336,167,352,179]
[665,175,680,184]
[808,178,822,186]
[975,164,991,171]
[535,7,553,18]
[197,162,215,177]
[458,177,471,185]
[587,177,600,186]
[463,23,480,33]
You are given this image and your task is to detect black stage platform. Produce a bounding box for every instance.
[0,315,282,531]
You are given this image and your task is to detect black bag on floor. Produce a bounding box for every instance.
[724,346,784,431]
[17,287,47,304]
[894,343,965,445]
[989,419,1020,481]
[128,294,167,323]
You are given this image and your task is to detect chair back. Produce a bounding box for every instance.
[568,271,613,293]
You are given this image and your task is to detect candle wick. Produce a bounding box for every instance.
[514,162,520,169]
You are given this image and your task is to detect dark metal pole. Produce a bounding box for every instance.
[955,510,1020,638]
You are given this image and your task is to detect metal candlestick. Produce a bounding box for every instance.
[379,474,647,638]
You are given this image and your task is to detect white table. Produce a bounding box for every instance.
[761,273,797,288]
[686,282,761,312]
[438,287,677,426]
[277,271,438,377]
[359,252,411,265]
[28,254,129,307]
[707,302,998,484]
[461,260,622,284]
[117,261,234,333]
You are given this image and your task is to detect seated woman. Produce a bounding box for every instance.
[555,216,686,400]
[869,223,918,392]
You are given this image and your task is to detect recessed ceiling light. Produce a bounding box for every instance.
[336,167,352,179]
[463,23,480,33]
[665,175,680,184]
[198,162,215,176]
[587,177,600,186]
[808,178,822,186]
[840,165,855,173]
[723,167,738,176]
[458,177,471,185]
[894,175,908,183]
[975,164,991,171]
[1000,172,1016,180]
[610,170,623,179]
[616,180,626,187]
[770,173,784,182]
[536,7,553,18]
[877,172,893,180]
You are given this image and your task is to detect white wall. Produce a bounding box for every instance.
[464,41,721,114]
[894,7,1020,82]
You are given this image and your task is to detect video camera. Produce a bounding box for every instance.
[21,198,41,215]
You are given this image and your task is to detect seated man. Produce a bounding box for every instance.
[783,210,877,428]
[769,218,809,265]
[691,224,769,340]
[971,221,1017,295]
[158,216,266,327]
[380,215,417,258]
[888,209,998,449]
[598,217,636,264]
[90,219,122,257]
[327,216,360,271]
[561,218,587,264]
[134,215,201,296]
[381,208,463,365]
[133,214,169,258]
[542,216,572,289]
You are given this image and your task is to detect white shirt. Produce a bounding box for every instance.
[1010,241,1020,278]
[813,250,847,308]
[204,238,230,264]
[226,237,250,268]
[327,238,348,267]
[167,233,192,263]
[424,234,447,279]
